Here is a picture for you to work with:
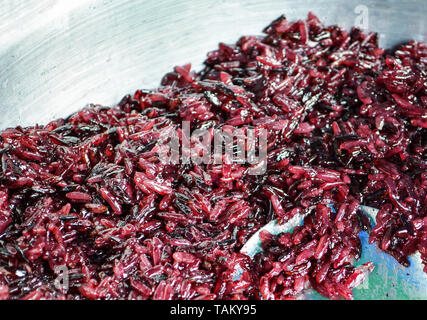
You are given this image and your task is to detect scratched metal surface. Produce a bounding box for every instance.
[0,0,425,130]
[0,0,425,300]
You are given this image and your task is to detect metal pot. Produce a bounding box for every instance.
[0,0,425,129]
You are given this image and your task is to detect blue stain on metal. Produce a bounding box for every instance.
[240,204,427,299]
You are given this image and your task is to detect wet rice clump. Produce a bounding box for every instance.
[0,13,426,300]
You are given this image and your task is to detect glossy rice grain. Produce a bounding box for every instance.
[0,13,426,300]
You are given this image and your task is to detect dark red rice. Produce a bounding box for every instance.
[0,13,425,300]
